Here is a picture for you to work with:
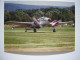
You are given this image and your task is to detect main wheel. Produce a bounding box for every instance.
[53,29,56,32]
[33,27,37,32]
[53,27,56,32]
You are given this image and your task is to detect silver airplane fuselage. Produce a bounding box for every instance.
[32,17,51,28]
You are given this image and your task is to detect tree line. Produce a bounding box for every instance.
[4,5,75,23]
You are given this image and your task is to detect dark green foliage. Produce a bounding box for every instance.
[4,6,75,23]
[4,12,11,22]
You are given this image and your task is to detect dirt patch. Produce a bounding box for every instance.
[5,46,74,52]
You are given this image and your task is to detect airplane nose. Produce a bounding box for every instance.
[48,18,52,22]
[53,20,57,23]
[53,20,59,25]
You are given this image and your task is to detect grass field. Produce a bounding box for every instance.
[4,26,75,52]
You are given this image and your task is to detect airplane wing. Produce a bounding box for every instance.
[49,21,68,27]
[6,21,32,27]
[58,22,68,25]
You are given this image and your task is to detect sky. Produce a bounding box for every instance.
[5,1,75,7]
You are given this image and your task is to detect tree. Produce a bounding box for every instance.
[4,6,75,23]
[15,9,32,22]
[4,12,11,22]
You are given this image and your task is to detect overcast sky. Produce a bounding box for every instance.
[5,1,75,7]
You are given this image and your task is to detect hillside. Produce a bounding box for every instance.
[4,3,67,11]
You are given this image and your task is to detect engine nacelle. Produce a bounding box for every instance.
[50,20,59,27]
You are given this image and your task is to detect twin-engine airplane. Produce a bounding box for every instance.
[6,17,68,32]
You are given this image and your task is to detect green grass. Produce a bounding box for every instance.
[4,25,75,49]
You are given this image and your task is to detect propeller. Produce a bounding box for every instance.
[50,20,59,26]
[48,18,52,22]
[32,17,42,28]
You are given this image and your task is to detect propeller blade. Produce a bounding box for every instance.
[33,17,42,28]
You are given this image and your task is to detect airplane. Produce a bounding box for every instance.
[6,16,68,32]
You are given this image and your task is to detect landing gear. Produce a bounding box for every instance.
[33,27,37,32]
[53,27,56,32]
[25,27,37,32]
